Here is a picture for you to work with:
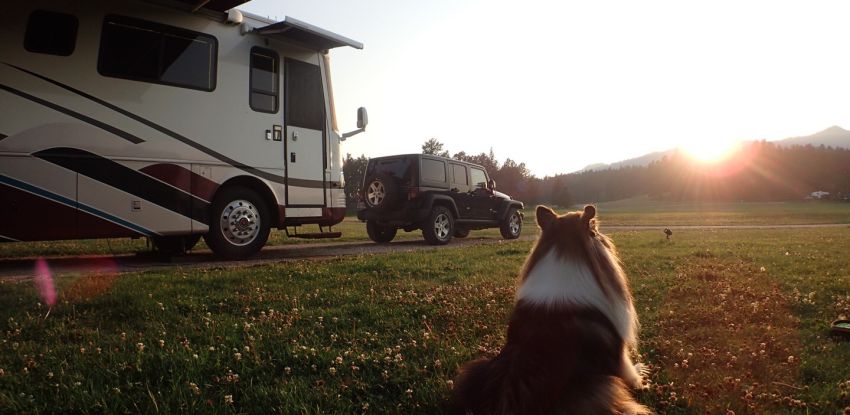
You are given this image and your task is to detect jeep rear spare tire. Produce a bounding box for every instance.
[364,173,399,210]
[422,206,454,245]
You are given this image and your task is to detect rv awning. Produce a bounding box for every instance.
[253,16,363,50]
[173,0,251,12]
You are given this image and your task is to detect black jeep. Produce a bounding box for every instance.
[356,154,524,244]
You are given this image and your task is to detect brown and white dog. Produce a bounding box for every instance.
[448,205,651,415]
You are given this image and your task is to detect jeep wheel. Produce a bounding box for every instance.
[454,228,470,238]
[366,220,397,243]
[500,208,522,239]
[422,206,454,245]
[364,173,399,210]
[204,187,270,260]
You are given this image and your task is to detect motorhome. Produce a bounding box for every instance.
[0,0,366,258]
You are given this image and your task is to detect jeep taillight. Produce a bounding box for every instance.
[407,187,420,200]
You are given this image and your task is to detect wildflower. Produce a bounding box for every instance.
[188,382,201,395]
[335,356,344,365]
[787,355,795,363]
[209,346,215,351]
[446,379,454,389]
[96,347,102,354]
[329,367,337,375]
[362,402,370,411]
[158,340,165,348]
[80,347,86,354]
[136,343,145,352]
[405,388,413,398]
[234,352,242,361]
[284,367,291,375]
[120,332,126,341]
[192,354,199,359]
[244,346,250,353]
[47,371,53,379]
[224,394,234,404]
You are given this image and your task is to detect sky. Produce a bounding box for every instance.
[241,0,850,177]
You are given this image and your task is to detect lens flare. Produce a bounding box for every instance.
[34,258,56,306]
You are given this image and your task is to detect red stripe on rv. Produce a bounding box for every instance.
[139,164,219,202]
[0,183,138,241]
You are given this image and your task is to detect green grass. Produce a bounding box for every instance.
[2,200,848,259]
[595,196,850,226]
[1,227,849,413]
[0,216,535,259]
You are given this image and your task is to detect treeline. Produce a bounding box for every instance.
[343,139,850,207]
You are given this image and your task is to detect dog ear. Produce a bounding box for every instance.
[536,205,557,230]
[582,205,597,235]
[581,205,596,223]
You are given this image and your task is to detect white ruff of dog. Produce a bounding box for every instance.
[516,246,637,346]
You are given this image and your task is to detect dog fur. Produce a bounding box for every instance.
[448,205,651,415]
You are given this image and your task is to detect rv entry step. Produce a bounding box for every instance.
[284,226,342,239]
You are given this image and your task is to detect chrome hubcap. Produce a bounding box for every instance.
[509,213,521,235]
[220,199,260,246]
[434,213,450,240]
[367,181,385,206]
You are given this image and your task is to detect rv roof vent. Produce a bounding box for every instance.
[226,9,243,24]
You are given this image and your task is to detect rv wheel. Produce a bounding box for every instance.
[151,234,201,255]
[204,187,270,260]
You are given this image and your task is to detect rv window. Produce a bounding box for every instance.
[25,10,78,56]
[285,59,324,130]
[250,48,279,113]
[98,15,217,91]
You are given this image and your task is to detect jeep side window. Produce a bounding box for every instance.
[451,164,468,186]
[470,168,487,189]
[421,159,446,183]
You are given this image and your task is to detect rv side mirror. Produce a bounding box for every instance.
[488,179,496,190]
[357,107,368,129]
[341,107,368,141]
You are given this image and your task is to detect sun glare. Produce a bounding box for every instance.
[681,140,741,163]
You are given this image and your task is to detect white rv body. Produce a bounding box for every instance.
[0,0,362,257]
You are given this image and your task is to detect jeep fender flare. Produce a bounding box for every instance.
[421,194,460,219]
[497,200,525,221]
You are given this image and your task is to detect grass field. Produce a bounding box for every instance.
[1,224,849,413]
[1,200,847,259]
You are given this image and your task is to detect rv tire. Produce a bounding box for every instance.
[151,234,201,255]
[204,187,271,260]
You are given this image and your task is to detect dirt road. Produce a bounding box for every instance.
[1,223,846,279]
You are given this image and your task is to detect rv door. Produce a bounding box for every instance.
[284,58,326,207]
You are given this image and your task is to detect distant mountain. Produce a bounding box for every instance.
[579,126,850,173]
[580,150,672,172]
[774,125,850,149]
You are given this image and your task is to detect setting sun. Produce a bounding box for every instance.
[681,140,741,163]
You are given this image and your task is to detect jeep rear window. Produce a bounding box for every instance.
[369,158,412,179]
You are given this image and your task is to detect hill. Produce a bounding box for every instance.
[580,126,850,172]
[775,125,850,149]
